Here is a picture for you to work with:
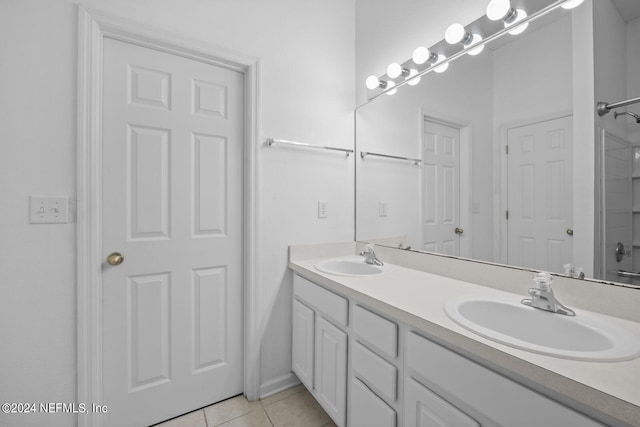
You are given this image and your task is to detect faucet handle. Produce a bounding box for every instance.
[532,272,553,291]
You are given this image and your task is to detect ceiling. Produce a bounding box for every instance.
[612,0,640,23]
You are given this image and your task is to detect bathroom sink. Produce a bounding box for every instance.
[444,295,640,361]
[314,256,390,277]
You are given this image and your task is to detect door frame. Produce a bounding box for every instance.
[420,111,472,258]
[76,8,260,426]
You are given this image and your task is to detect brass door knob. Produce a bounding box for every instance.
[566,228,574,236]
[455,227,464,235]
[107,252,124,266]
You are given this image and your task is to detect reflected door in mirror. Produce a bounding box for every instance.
[423,120,461,255]
[507,116,573,272]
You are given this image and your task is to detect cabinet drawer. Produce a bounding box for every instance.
[406,332,604,427]
[353,341,397,402]
[294,275,348,326]
[405,377,479,427]
[353,305,398,358]
[350,377,396,427]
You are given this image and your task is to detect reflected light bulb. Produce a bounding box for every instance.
[385,80,397,95]
[387,62,403,79]
[445,23,467,45]
[365,75,380,90]
[561,0,584,9]
[433,55,449,73]
[407,69,421,86]
[506,9,529,35]
[486,0,511,21]
[412,46,430,65]
[467,34,485,56]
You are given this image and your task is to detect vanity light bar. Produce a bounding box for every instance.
[364,0,583,102]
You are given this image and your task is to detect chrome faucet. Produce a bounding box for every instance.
[521,272,576,316]
[360,244,384,266]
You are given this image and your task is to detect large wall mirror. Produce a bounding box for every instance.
[356,0,640,287]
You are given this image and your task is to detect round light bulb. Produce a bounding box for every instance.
[365,75,380,90]
[385,80,397,96]
[407,69,421,86]
[486,0,511,21]
[467,34,485,56]
[506,9,529,35]
[445,23,467,45]
[433,55,449,73]
[387,63,403,79]
[561,0,584,9]
[412,46,430,65]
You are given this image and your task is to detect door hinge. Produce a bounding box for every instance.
[505,210,509,220]
[505,145,509,155]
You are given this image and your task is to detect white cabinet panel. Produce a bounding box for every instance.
[292,299,314,390]
[294,275,348,326]
[315,316,347,427]
[406,332,604,427]
[353,305,398,358]
[350,377,396,427]
[405,377,479,427]
[352,341,397,402]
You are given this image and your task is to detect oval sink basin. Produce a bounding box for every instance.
[444,295,640,361]
[315,256,390,277]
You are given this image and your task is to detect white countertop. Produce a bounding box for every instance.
[289,244,640,426]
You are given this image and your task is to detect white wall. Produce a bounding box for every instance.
[627,17,640,145]
[0,1,354,426]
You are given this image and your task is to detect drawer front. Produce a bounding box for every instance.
[406,332,604,427]
[353,341,397,402]
[294,274,348,326]
[350,377,396,427]
[405,377,479,427]
[353,305,398,358]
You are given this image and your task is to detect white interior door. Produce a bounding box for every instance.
[422,120,461,255]
[507,116,572,272]
[101,38,244,427]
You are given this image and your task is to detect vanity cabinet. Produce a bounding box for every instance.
[292,272,607,427]
[292,275,348,427]
[404,331,604,427]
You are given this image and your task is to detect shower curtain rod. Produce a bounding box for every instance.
[597,96,640,116]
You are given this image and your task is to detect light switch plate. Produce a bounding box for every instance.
[29,196,69,224]
[379,202,388,217]
[318,201,329,219]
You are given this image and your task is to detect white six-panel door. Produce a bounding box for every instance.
[507,116,573,272]
[422,120,461,255]
[101,38,244,426]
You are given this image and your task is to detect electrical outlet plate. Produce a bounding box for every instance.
[29,196,69,224]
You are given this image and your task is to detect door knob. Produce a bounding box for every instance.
[107,252,124,266]
[566,228,574,236]
[455,227,464,235]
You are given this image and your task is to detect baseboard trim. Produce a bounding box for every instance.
[259,373,301,399]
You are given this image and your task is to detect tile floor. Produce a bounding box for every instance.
[155,384,336,427]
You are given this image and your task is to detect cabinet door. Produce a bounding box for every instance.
[315,316,347,427]
[405,377,479,427]
[292,299,314,390]
[351,377,396,427]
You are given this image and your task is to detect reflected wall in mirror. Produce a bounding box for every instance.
[355,0,640,286]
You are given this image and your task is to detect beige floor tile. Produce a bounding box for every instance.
[154,409,207,427]
[204,395,262,426]
[260,384,306,407]
[216,406,273,427]
[321,421,337,427]
[264,389,331,427]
